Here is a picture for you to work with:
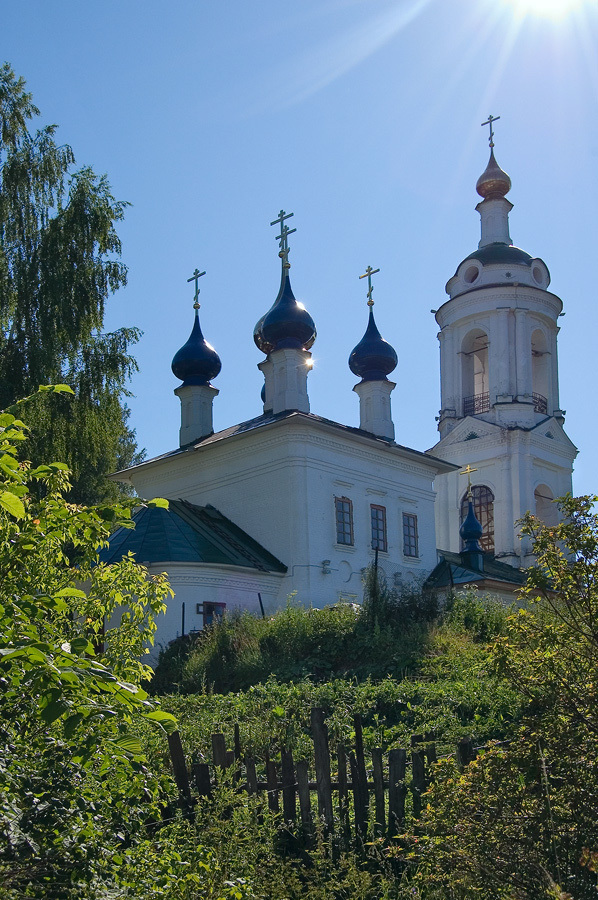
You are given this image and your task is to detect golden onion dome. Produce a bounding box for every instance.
[476,149,512,199]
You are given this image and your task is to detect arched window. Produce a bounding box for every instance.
[461,485,495,553]
[535,484,557,526]
[461,329,490,416]
[531,329,549,414]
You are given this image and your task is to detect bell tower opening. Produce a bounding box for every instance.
[461,329,489,416]
[531,329,549,414]
[534,484,557,526]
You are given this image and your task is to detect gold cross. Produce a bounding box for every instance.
[359,265,380,307]
[481,114,500,149]
[187,268,206,309]
[460,464,478,499]
[270,209,296,268]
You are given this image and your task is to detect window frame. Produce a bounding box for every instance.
[402,512,419,558]
[334,496,354,546]
[370,503,388,552]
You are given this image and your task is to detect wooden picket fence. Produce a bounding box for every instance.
[166,707,478,844]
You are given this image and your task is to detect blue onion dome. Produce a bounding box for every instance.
[476,149,511,199]
[171,309,221,386]
[254,269,316,354]
[349,307,398,382]
[459,500,484,551]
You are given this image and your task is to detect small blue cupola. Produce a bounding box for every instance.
[254,209,316,355]
[459,498,484,571]
[255,210,315,416]
[254,268,316,354]
[349,305,398,382]
[350,266,397,441]
[172,311,221,387]
[173,268,222,446]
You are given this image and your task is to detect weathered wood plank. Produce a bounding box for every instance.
[388,748,407,834]
[167,730,194,821]
[281,749,296,824]
[337,744,351,849]
[192,761,212,799]
[457,737,476,770]
[245,756,258,795]
[310,708,334,832]
[353,715,369,805]
[211,733,227,768]
[371,747,385,835]
[296,759,313,841]
[349,750,368,839]
[411,749,426,818]
[266,756,279,813]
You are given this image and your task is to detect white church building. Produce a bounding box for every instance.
[106,138,576,653]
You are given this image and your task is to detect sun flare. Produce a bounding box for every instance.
[504,0,586,19]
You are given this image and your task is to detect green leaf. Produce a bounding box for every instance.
[143,710,178,734]
[148,497,169,509]
[70,636,94,655]
[40,699,70,724]
[38,383,75,395]
[55,587,87,599]
[0,491,25,518]
[114,735,143,756]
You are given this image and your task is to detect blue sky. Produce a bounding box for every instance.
[3,0,598,493]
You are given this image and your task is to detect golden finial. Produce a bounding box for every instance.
[187,267,206,310]
[359,265,380,307]
[460,464,478,500]
[481,114,500,149]
[270,209,296,270]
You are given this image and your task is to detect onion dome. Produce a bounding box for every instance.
[459,500,483,552]
[349,307,398,382]
[254,269,316,354]
[476,149,511,199]
[172,308,221,386]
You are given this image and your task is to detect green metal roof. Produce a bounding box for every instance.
[425,549,527,591]
[100,500,287,573]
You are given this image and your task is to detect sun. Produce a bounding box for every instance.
[504,0,586,18]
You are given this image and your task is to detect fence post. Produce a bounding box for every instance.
[281,748,297,825]
[296,759,313,843]
[245,755,263,825]
[233,724,242,784]
[456,737,476,770]
[212,733,228,770]
[167,730,194,821]
[265,753,280,813]
[192,761,212,799]
[411,747,426,819]
[349,750,368,840]
[310,708,334,834]
[371,747,386,835]
[337,745,351,849]
[388,748,407,835]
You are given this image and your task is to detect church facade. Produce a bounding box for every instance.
[110,141,576,653]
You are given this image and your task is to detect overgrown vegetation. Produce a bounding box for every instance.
[151,569,441,694]
[4,390,598,897]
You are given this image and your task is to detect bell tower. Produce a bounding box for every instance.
[431,119,577,566]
